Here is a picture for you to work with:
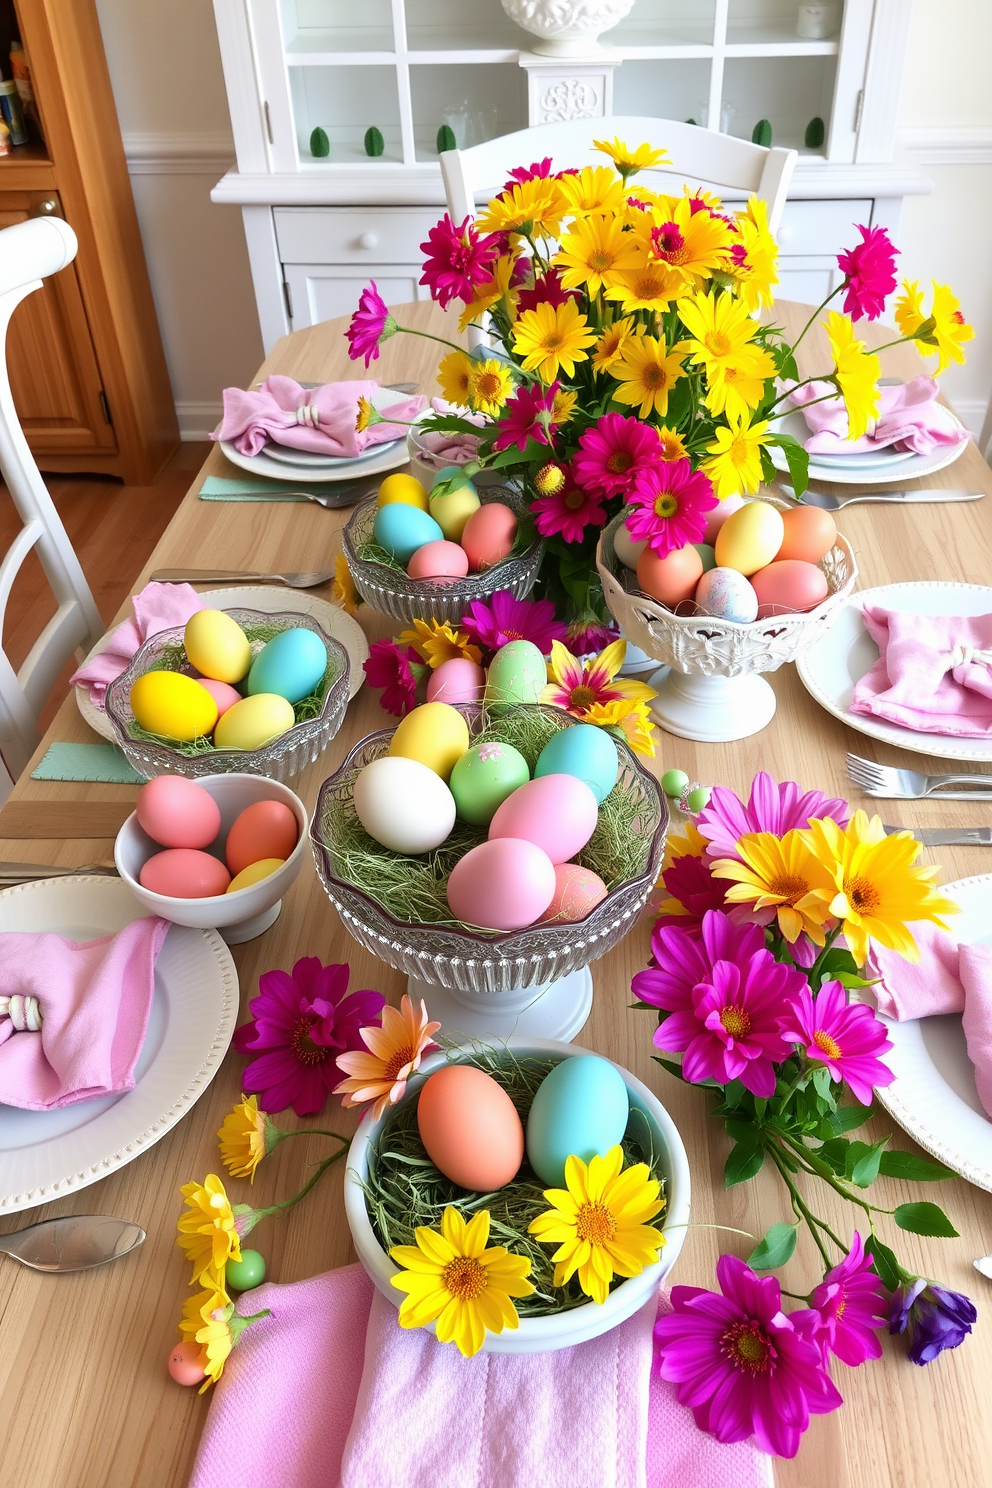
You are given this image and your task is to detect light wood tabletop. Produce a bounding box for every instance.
[1,300,990,1488]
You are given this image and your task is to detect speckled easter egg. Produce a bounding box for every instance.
[426,657,486,706]
[695,567,759,623]
[448,740,531,826]
[484,640,547,708]
[538,862,608,924]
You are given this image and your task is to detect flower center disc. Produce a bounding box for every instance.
[291,1017,329,1066]
[720,1005,751,1038]
[565,490,585,509]
[769,873,810,906]
[641,366,668,391]
[383,1045,414,1082]
[705,332,732,357]
[475,373,501,399]
[570,684,596,708]
[813,1029,842,1059]
[575,1201,617,1246]
[844,875,881,915]
[653,493,679,519]
[721,1319,772,1374]
[543,332,564,352]
[606,451,634,474]
[588,251,613,272]
[442,1255,487,1301]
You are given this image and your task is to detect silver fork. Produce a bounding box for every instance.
[150,568,334,589]
[278,484,376,509]
[847,753,992,800]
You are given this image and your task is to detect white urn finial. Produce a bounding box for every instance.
[500,0,636,56]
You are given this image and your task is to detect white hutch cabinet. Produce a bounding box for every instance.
[210,0,930,353]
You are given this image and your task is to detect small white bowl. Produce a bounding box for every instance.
[344,1038,691,1354]
[115,773,309,944]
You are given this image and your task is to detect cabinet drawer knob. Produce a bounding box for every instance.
[357,231,378,250]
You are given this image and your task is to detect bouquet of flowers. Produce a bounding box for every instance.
[346,137,971,633]
[633,773,977,1457]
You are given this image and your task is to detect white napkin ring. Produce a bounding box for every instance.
[947,645,992,670]
[295,405,320,427]
[0,994,42,1031]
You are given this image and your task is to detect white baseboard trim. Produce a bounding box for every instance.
[123,133,236,176]
[176,401,223,440]
[900,126,992,166]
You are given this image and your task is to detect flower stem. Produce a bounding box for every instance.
[778,1131,892,1220]
[396,324,471,358]
[789,280,847,355]
[767,1144,836,1267]
[254,1146,349,1221]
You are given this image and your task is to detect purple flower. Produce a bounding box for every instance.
[791,1233,889,1367]
[461,589,567,655]
[778,979,894,1106]
[363,641,424,717]
[346,281,398,367]
[503,157,554,192]
[491,381,557,454]
[837,224,899,323]
[696,772,850,864]
[233,957,385,1117]
[654,1253,843,1458]
[889,1279,977,1365]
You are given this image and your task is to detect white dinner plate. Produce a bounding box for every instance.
[219,386,425,484]
[864,874,992,1191]
[768,407,969,485]
[796,580,992,763]
[262,437,400,469]
[76,586,368,742]
[0,877,238,1213]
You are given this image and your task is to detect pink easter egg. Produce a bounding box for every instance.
[139,848,231,898]
[538,862,608,924]
[168,1341,206,1386]
[196,677,242,717]
[135,775,221,850]
[488,774,599,864]
[427,657,486,705]
[460,502,518,572]
[446,837,556,931]
[407,540,469,581]
[701,492,746,547]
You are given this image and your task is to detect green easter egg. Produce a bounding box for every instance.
[449,741,530,826]
[686,786,711,813]
[310,127,330,158]
[692,543,716,574]
[661,768,689,799]
[484,640,548,710]
[752,119,773,148]
[437,124,456,153]
[804,116,825,149]
[226,1249,266,1291]
[364,126,384,157]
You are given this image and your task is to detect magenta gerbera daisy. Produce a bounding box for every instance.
[515,268,581,317]
[791,1232,889,1368]
[363,641,424,717]
[778,978,894,1106]
[654,1254,843,1458]
[346,281,398,367]
[627,459,718,557]
[419,213,498,310]
[696,772,850,864]
[573,412,665,498]
[461,589,567,655]
[532,478,608,543]
[837,224,899,322]
[233,957,385,1117]
[503,156,554,191]
[654,850,728,930]
[491,381,557,454]
[566,615,621,656]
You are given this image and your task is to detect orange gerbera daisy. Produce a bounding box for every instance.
[542,639,655,718]
[333,994,441,1121]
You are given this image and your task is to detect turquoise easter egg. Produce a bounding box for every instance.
[247,627,328,703]
[373,503,444,564]
[534,723,618,804]
[526,1055,630,1190]
[449,740,530,826]
[484,640,547,709]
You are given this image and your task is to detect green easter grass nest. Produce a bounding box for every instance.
[361,1044,668,1318]
[125,620,343,757]
[354,509,538,578]
[317,707,655,932]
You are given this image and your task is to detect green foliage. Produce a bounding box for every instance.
[725,1141,764,1188]
[752,118,773,147]
[825,1104,874,1135]
[804,116,825,149]
[364,126,385,157]
[894,1202,959,1238]
[748,1222,799,1270]
[309,127,330,158]
[878,1151,954,1182]
[865,1235,901,1290]
[436,124,456,154]
[764,433,809,497]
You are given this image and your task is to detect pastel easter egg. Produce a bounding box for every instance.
[417,1065,524,1190]
[613,521,646,571]
[449,740,531,826]
[426,657,486,706]
[636,544,703,609]
[353,756,456,854]
[484,639,548,708]
[751,559,829,619]
[214,694,296,751]
[139,848,231,898]
[406,539,469,581]
[183,609,251,684]
[388,701,470,780]
[225,799,299,874]
[446,837,556,930]
[695,567,759,624]
[226,857,285,893]
[247,627,328,704]
[168,1341,206,1386]
[701,492,746,546]
[461,502,518,571]
[534,723,618,804]
[538,863,608,924]
[225,1249,267,1290]
[197,678,241,717]
[714,501,785,576]
[377,472,430,511]
[373,503,444,564]
[525,1054,630,1190]
[129,671,218,742]
[489,774,599,864]
[428,484,481,542]
[136,775,221,850]
[692,542,717,573]
[776,506,838,564]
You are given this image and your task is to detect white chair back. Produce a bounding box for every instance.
[0,216,102,796]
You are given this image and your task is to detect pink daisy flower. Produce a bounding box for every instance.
[573,413,665,499]
[778,978,894,1106]
[837,224,899,322]
[791,1233,889,1368]
[419,213,497,309]
[627,459,718,557]
[532,478,608,543]
[346,281,398,367]
[491,381,557,454]
[696,772,850,864]
[515,268,581,316]
[503,157,554,191]
[363,641,424,717]
[461,589,567,655]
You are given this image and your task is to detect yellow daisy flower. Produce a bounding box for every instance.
[512,298,597,383]
[390,1206,535,1358]
[178,1279,270,1392]
[704,344,777,423]
[554,213,642,295]
[710,830,836,945]
[593,136,670,177]
[331,551,361,615]
[558,165,627,216]
[436,350,474,406]
[467,358,514,416]
[551,386,578,425]
[355,395,376,432]
[176,1173,243,1283]
[609,333,686,419]
[217,1094,274,1184]
[542,638,656,715]
[475,176,567,238]
[726,198,780,312]
[630,195,734,292]
[396,618,482,668]
[701,413,770,497]
[823,310,880,441]
[801,811,959,963]
[656,425,688,461]
[895,278,974,374]
[584,696,657,756]
[591,315,636,373]
[529,1146,665,1306]
[676,288,759,383]
[605,258,681,313]
[458,253,520,332]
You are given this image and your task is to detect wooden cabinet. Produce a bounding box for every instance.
[0,0,179,482]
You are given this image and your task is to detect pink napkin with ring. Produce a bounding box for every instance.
[850,606,992,737]
[69,581,204,707]
[413,398,486,471]
[868,923,992,1118]
[187,1265,773,1488]
[0,916,169,1109]
[214,377,426,460]
[788,375,968,456]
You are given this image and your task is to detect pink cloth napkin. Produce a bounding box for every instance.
[214,377,426,460]
[788,375,968,456]
[0,917,169,1109]
[868,922,992,1118]
[414,398,485,470]
[850,606,992,737]
[188,1265,773,1488]
[69,581,205,707]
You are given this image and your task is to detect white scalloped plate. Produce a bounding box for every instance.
[0,877,238,1213]
[767,406,969,484]
[860,874,992,1191]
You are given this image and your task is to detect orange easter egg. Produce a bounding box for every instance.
[636,544,704,608]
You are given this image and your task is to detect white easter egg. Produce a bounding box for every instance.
[695,567,759,624]
[353,756,456,854]
[613,521,647,571]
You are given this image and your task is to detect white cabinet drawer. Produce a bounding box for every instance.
[283,263,429,330]
[776,199,873,255]
[274,208,440,266]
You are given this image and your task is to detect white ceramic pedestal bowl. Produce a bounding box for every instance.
[597,505,858,743]
[115,773,309,944]
[345,1038,691,1353]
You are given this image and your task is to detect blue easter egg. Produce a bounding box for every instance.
[373,503,444,563]
[534,723,619,804]
[526,1055,630,1190]
[247,627,328,703]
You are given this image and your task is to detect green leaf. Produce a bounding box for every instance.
[748,1221,799,1271]
[827,1104,873,1134]
[816,1137,851,1174]
[759,447,778,486]
[725,1142,764,1188]
[725,1117,760,1148]
[812,1066,834,1099]
[765,432,808,498]
[865,1235,900,1290]
[817,947,860,981]
[850,1136,888,1188]
[723,1079,746,1110]
[364,125,385,158]
[651,1056,686,1082]
[834,972,878,989]
[880,1152,954,1182]
[893,1202,959,1239]
[436,123,456,154]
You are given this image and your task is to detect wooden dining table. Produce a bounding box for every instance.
[0,298,990,1488]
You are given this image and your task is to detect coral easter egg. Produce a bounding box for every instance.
[136,775,221,850]
[225,799,299,875]
[776,506,838,564]
[417,1065,524,1191]
[751,559,829,619]
[538,862,608,924]
[139,848,231,898]
[168,1341,206,1386]
[377,472,430,510]
[426,657,486,706]
[460,502,518,571]
[183,609,251,684]
[714,501,785,576]
[636,544,704,608]
[446,837,556,930]
[196,678,241,717]
[129,671,219,742]
[489,774,599,863]
[406,539,469,581]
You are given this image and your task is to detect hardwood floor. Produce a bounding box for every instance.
[1,443,207,732]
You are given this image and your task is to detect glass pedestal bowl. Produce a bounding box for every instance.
[597,502,858,743]
[310,705,667,1042]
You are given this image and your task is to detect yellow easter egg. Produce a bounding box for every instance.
[714,501,786,577]
[377,472,430,511]
[130,671,219,742]
[184,609,252,684]
[388,701,470,781]
[214,693,296,751]
[226,857,286,892]
[428,486,481,542]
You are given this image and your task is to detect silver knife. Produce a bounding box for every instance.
[783,485,984,511]
[883,826,992,846]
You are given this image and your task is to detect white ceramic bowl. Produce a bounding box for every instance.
[114,773,309,944]
[345,1038,691,1353]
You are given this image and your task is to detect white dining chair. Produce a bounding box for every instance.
[0,215,102,797]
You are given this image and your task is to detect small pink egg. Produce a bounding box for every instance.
[539,863,608,924]
[135,775,221,850]
[407,540,469,581]
[139,848,231,898]
[447,837,556,930]
[196,678,242,718]
[427,657,486,705]
[489,774,599,864]
[168,1341,206,1386]
[751,559,829,619]
[702,492,746,546]
[460,502,518,572]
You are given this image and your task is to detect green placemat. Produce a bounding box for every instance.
[32,743,145,784]
[200,475,321,502]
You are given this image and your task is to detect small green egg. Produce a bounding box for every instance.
[484,639,547,710]
[449,741,530,825]
[226,1249,266,1291]
[686,785,711,813]
[661,768,689,798]
[692,543,717,574]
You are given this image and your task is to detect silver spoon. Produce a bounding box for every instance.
[973,1256,992,1280]
[0,1215,145,1273]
